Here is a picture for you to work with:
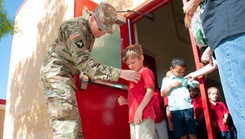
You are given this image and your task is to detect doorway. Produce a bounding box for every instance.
[134,2,196,90]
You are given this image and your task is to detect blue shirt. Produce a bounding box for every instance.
[201,0,245,51]
[161,75,198,111]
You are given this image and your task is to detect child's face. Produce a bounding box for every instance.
[170,65,186,77]
[189,87,198,98]
[209,89,219,102]
[125,55,144,72]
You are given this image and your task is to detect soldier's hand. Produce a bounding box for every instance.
[120,70,140,83]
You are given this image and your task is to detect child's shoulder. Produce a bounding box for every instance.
[141,66,152,71]
[162,76,172,82]
[140,66,154,74]
[218,101,227,107]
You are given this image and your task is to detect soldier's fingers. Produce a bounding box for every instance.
[135,73,141,81]
[131,74,140,83]
[132,79,138,83]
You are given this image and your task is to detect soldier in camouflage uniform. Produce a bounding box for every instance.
[40,2,140,139]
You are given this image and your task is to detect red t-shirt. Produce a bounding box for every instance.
[128,67,156,123]
[191,95,203,119]
[209,101,230,132]
[152,91,166,123]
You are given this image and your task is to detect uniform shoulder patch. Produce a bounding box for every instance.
[70,31,81,40]
[75,40,84,48]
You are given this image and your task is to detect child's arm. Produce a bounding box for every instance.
[166,106,174,131]
[223,113,229,124]
[196,112,204,124]
[185,57,217,81]
[134,87,154,124]
[161,81,182,97]
[118,96,128,105]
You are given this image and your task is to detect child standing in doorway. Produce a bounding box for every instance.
[188,86,207,139]
[208,87,232,139]
[160,57,198,139]
[118,44,156,139]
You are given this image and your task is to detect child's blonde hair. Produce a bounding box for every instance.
[207,87,221,100]
[122,44,143,63]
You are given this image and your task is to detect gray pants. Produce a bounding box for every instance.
[130,117,155,139]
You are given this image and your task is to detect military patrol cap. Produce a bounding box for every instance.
[93,1,117,34]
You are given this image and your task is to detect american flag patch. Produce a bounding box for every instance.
[70,31,81,40]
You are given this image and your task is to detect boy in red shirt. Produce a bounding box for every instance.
[208,87,231,139]
[118,44,155,139]
[188,86,207,139]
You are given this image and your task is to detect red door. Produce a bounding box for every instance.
[74,1,131,139]
[76,80,130,139]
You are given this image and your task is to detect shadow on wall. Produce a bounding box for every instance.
[8,0,68,138]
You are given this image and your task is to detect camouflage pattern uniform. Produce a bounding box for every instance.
[40,2,120,139]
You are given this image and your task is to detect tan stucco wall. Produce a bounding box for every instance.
[4,0,74,138]
[93,0,146,12]
[0,106,5,139]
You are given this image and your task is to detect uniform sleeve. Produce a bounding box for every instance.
[63,21,121,82]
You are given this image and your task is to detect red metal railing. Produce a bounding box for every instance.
[182,0,215,138]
